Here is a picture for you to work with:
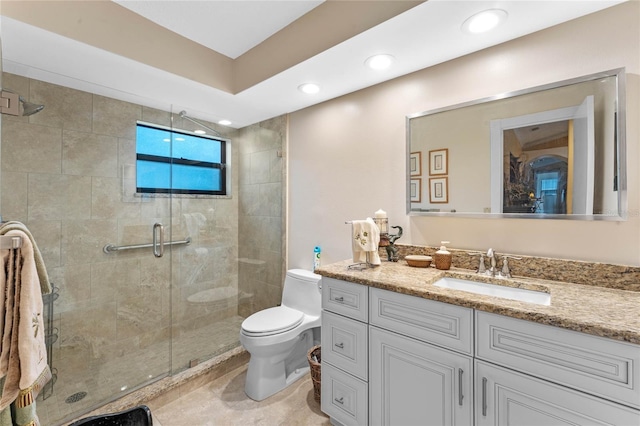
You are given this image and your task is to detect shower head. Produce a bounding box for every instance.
[19,96,45,116]
[0,89,45,116]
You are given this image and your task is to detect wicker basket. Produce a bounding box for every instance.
[307,345,321,403]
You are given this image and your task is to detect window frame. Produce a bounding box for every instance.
[135,121,231,197]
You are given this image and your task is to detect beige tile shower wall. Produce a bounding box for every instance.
[237,116,286,317]
[0,72,240,384]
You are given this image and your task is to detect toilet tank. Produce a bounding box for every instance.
[281,269,322,316]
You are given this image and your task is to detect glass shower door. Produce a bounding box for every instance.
[167,109,243,375]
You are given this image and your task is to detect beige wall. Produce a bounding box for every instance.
[288,2,640,268]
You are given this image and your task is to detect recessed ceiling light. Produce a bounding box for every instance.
[194,129,206,135]
[462,9,507,34]
[175,137,185,141]
[365,54,395,70]
[218,119,232,126]
[298,83,320,94]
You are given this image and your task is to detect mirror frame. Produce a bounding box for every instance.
[406,68,627,220]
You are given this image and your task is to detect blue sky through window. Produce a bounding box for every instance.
[136,123,226,195]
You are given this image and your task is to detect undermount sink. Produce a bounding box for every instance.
[433,277,551,306]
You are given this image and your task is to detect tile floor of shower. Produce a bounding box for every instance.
[37,316,245,425]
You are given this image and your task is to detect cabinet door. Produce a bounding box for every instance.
[476,360,640,426]
[369,326,473,426]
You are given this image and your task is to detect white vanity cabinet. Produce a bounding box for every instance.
[475,311,640,425]
[369,287,474,426]
[321,276,640,426]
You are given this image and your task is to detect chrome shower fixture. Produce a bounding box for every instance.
[178,110,222,137]
[21,96,45,116]
[0,89,45,116]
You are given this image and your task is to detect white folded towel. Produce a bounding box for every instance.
[351,218,381,265]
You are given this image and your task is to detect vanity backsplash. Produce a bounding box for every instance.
[388,243,640,292]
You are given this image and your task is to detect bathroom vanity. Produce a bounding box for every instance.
[316,260,640,426]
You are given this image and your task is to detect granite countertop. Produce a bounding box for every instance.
[315,259,640,345]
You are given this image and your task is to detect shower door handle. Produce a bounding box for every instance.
[153,223,165,258]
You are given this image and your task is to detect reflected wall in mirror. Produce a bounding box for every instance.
[407,68,626,220]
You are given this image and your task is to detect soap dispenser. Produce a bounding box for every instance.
[434,241,452,270]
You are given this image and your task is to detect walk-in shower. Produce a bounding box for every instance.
[0,89,44,116]
[0,72,285,425]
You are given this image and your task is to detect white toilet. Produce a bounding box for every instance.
[240,269,322,401]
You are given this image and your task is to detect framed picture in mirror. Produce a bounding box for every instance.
[429,149,448,175]
[410,152,422,176]
[410,178,422,202]
[429,177,448,203]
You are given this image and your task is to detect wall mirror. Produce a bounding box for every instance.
[406,68,626,220]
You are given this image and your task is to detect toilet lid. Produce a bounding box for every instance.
[241,306,304,337]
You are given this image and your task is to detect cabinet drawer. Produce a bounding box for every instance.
[322,310,368,380]
[476,360,640,426]
[321,362,368,426]
[476,311,640,409]
[322,277,368,322]
[370,287,473,355]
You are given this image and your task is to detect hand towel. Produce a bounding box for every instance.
[0,227,52,425]
[0,222,51,295]
[351,218,381,265]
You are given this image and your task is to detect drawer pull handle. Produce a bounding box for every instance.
[334,342,344,349]
[335,397,344,405]
[482,377,488,417]
[458,368,464,406]
[334,296,345,303]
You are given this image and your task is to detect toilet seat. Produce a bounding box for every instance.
[241,306,304,337]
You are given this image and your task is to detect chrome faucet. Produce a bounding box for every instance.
[471,249,522,278]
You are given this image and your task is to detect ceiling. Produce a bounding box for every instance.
[114,0,326,59]
[1,0,624,129]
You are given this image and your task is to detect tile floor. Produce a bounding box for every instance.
[149,364,331,425]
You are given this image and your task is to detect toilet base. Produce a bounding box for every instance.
[243,329,315,401]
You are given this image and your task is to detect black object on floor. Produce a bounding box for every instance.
[69,405,153,426]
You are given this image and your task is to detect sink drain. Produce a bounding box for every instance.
[65,391,87,404]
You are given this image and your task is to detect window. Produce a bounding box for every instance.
[136,122,228,196]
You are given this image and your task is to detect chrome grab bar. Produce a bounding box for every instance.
[153,222,164,258]
[103,236,191,254]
